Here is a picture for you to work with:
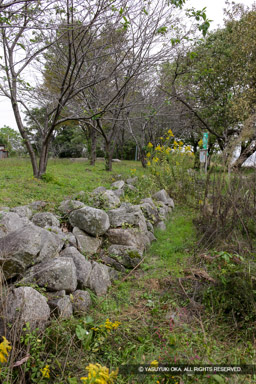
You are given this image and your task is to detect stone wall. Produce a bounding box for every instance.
[0,177,174,336]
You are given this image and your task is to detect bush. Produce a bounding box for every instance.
[195,171,256,254]
[145,130,197,204]
[200,252,256,334]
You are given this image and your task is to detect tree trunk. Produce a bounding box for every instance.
[105,141,112,171]
[140,148,147,168]
[38,141,50,178]
[232,142,256,169]
[90,128,97,166]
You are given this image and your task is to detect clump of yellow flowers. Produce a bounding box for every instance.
[0,336,12,364]
[92,319,120,333]
[145,129,195,189]
[40,364,50,378]
[81,363,118,384]
[146,128,194,167]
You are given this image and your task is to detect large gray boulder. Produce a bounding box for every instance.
[153,189,174,208]
[91,186,107,194]
[73,227,102,255]
[111,180,125,189]
[32,212,60,228]
[140,199,159,224]
[106,228,150,252]
[146,220,154,233]
[58,200,85,216]
[147,231,157,243]
[157,202,170,221]
[69,206,110,236]
[100,255,126,272]
[108,245,142,268]
[0,212,29,238]
[126,177,138,185]
[89,189,120,209]
[0,224,64,279]
[155,221,166,231]
[88,262,111,296]
[47,293,73,319]
[112,189,124,198]
[45,226,77,247]
[4,287,50,330]
[60,247,92,289]
[24,257,78,293]
[101,190,121,209]
[108,203,147,233]
[72,290,91,315]
[10,206,33,219]
[29,201,47,211]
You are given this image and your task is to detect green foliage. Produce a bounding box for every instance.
[201,252,256,333]
[0,126,24,156]
[145,131,196,202]
[195,171,256,254]
[41,173,62,186]
[20,323,51,383]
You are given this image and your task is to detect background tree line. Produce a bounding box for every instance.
[0,0,255,174]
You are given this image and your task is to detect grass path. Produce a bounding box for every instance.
[88,209,256,384]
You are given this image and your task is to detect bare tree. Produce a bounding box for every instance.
[0,0,134,177]
[65,0,196,170]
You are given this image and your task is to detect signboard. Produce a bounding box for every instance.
[203,132,208,150]
[200,149,207,163]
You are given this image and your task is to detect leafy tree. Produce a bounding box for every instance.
[0,125,24,155]
[159,3,256,168]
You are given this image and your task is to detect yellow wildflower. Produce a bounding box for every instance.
[0,337,12,364]
[81,363,118,383]
[155,145,162,151]
[91,327,100,331]
[146,152,151,157]
[103,319,121,331]
[40,364,50,378]
[179,141,183,146]
[168,129,174,136]
[147,142,153,148]
[165,147,171,154]
[173,140,178,146]
[147,161,151,166]
[153,157,159,163]
[160,136,164,140]
[150,360,159,367]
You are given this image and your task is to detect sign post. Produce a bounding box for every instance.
[200,133,209,173]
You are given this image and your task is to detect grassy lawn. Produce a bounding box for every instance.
[0,158,147,207]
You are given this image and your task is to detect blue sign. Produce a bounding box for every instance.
[203,132,208,150]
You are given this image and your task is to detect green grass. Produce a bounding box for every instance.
[0,158,147,208]
[148,208,196,276]
[85,208,255,384]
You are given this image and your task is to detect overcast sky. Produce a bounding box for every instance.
[0,0,255,131]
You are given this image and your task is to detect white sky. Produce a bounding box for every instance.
[0,0,255,131]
